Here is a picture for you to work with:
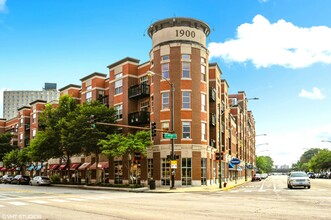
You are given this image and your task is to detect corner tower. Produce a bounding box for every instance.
[148,18,213,186]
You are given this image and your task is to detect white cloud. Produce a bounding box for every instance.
[299,87,325,100]
[208,14,331,69]
[265,124,331,166]
[0,0,7,12]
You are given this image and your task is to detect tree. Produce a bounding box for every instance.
[99,130,152,184]
[256,156,274,173]
[0,132,18,161]
[308,149,331,172]
[78,100,117,183]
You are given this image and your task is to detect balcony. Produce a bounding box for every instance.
[210,139,216,148]
[128,83,150,99]
[98,95,109,107]
[209,87,216,102]
[128,111,150,125]
[25,124,30,130]
[210,113,216,127]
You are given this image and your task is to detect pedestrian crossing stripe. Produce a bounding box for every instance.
[7,201,28,206]
[66,198,86,201]
[48,199,69,203]
[30,200,49,204]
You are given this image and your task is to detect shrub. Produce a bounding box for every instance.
[50,175,60,183]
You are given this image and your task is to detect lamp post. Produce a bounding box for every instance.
[147,71,176,189]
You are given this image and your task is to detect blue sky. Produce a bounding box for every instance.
[1,0,331,166]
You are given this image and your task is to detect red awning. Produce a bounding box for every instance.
[0,167,5,171]
[70,163,81,170]
[49,164,59,170]
[88,162,109,170]
[58,164,67,170]
[78,162,91,170]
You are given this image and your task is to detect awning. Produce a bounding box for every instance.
[88,162,109,170]
[78,162,91,170]
[49,164,59,170]
[27,165,35,171]
[35,165,42,171]
[70,163,81,170]
[0,167,4,171]
[58,164,67,170]
[229,162,235,169]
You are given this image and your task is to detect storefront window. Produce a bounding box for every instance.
[182,158,192,186]
[114,161,123,184]
[201,158,207,185]
[161,158,170,185]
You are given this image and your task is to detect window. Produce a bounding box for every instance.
[182,158,192,186]
[161,158,170,185]
[114,104,122,119]
[201,158,207,185]
[162,63,169,79]
[114,161,123,184]
[147,159,153,180]
[140,75,148,84]
[182,54,190,59]
[201,94,206,111]
[114,73,123,95]
[151,96,154,112]
[182,62,190,78]
[162,55,169,61]
[161,122,170,138]
[86,85,92,102]
[201,57,206,64]
[201,64,206,81]
[182,121,191,139]
[162,92,169,109]
[201,122,206,140]
[20,133,23,143]
[140,101,149,112]
[182,91,190,109]
[32,129,36,139]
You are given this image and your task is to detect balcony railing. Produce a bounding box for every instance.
[128,83,150,99]
[128,111,150,125]
[25,124,30,130]
[210,113,216,127]
[209,87,216,102]
[97,95,109,107]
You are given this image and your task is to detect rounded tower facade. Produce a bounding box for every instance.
[148,18,216,186]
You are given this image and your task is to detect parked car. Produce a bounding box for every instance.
[11,175,31,185]
[1,175,14,184]
[261,173,268,179]
[29,176,51,186]
[287,171,311,189]
[307,172,316,179]
[252,174,262,181]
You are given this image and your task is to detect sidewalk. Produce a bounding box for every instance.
[53,179,247,193]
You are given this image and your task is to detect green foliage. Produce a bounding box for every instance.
[100,130,152,158]
[256,156,274,173]
[50,175,61,183]
[0,132,18,161]
[308,149,331,171]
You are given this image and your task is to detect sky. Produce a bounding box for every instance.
[1,0,331,166]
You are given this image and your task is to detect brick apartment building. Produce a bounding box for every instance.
[0,17,256,187]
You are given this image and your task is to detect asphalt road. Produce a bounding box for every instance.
[0,175,330,220]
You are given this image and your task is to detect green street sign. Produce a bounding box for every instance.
[164,133,177,139]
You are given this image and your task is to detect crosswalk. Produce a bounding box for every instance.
[224,188,327,193]
[0,193,148,208]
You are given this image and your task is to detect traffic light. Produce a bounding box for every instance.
[151,122,156,137]
[90,115,96,129]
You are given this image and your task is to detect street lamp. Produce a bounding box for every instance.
[147,71,176,189]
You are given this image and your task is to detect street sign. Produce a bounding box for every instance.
[230,158,241,165]
[164,133,177,139]
[171,160,177,169]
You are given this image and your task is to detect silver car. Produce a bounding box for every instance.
[29,176,51,186]
[287,171,311,189]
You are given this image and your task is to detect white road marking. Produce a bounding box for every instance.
[258,190,266,192]
[7,201,28,206]
[243,190,252,193]
[66,198,86,201]
[48,199,69,203]
[0,204,4,208]
[30,200,49,204]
